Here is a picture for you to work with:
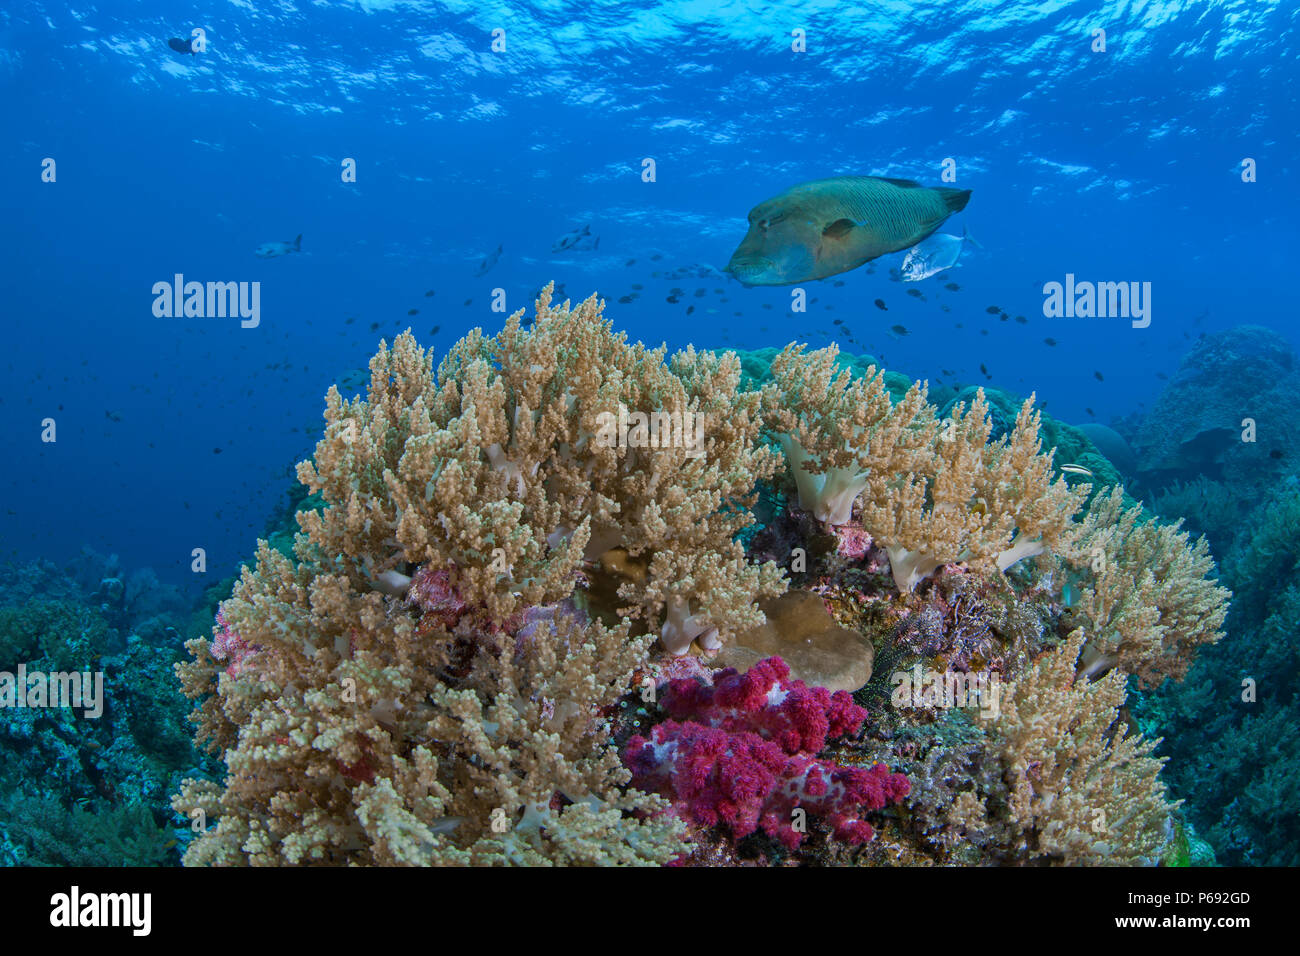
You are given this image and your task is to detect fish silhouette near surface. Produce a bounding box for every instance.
[255,234,301,258]
[725,176,972,286]
[551,224,600,253]
[900,226,982,281]
[167,37,195,55]
[475,244,503,276]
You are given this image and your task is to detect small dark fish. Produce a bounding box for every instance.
[833,318,843,325]
[1270,449,1284,459]
[666,296,679,304]
[890,324,909,337]
[686,306,695,315]
[985,306,1000,314]
[631,283,644,290]
[369,322,380,332]
[425,290,435,297]
[552,224,599,253]
[463,298,472,306]
[474,244,502,277]
[407,309,418,315]
[1094,371,1104,381]
[213,447,223,454]
[874,298,887,311]
[1014,315,1027,324]
[833,280,846,287]
[651,254,663,261]
[944,282,960,291]
[431,325,440,335]
[167,37,195,55]
[618,295,634,304]
[625,259,637,266]
[345,316,356,324]
[1086,407,1096,416]
[980,363,990,377]
[1000,313,1008,321]
[1044,337,1058,346]
[105,410,122,422]
[906,289,924,299]
[1157,372,1168,380]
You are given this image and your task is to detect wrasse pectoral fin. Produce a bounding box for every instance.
[823,218,855,239]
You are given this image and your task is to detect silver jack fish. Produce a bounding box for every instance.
[900,226,982,282]
[725,176,971,286]
[255,234,301,258]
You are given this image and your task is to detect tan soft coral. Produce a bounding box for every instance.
[174,548,683,865]
[854,386,1084,592]
[1066,487,1230,687]
[763,346,1085,592]
[764,342,936,528]
[995,628,1178,865]
[173,285,809,864]
[298,284,783,649]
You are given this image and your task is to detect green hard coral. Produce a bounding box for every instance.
[0,599,114,672]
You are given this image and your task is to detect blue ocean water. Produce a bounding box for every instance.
[2,1,1294,585]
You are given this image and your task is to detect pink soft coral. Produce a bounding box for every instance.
[625,656,908,849]
[210,610,257,678]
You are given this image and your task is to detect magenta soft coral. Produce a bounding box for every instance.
[625,656,909,850]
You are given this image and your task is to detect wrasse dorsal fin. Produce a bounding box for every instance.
[822,218,856,240]
[874,176,922,188]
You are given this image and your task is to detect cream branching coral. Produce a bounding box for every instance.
[764,342,936,529]
[296,285,784,651]
[1066,487,1230,687]
[860,390,1088,592]
[175,556,683,865]
[995,628,1178,865]
[765,352,1087,592]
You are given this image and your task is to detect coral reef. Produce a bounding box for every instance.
[0,558,205,867]
[1132,325,1299,493]
[168,292,1234,868]
[1134,477,1300,864]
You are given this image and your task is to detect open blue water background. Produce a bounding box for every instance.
[1,0,1295,588]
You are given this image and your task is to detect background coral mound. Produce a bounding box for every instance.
[625,657,908,849]
[713,589,874,692]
